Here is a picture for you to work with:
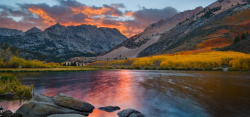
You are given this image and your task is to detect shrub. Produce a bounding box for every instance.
[91,51,250,71]
[158,66,170,70]
[0,73,33,98]
[0,56,60,68]
[133,66,141,69]
[0,73,17,82]
[116,66,126,69]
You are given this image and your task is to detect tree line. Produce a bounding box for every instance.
[0,42,60,68]
[234,32,249,43]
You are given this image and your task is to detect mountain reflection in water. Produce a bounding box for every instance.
[1,70,250,117]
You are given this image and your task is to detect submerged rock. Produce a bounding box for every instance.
[53,93,95,113]
[2,110,13,117]
[10,113,23,117]
[0,93,16,99]
[16,94,90,117]
[48,114,87,117]
[98,106,120,112]
[117,109,145,117]
[1,110,22,117]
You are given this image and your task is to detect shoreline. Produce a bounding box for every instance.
[0,68,99,72]
[90,66,250,72]
[0,93,145,117]
[0,67,249,72]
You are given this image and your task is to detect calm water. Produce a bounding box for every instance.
[1,70,250,117]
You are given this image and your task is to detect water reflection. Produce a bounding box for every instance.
[86,70,143,117]
[0,70,250,117]
[140,71,250,117]
[0,100,27,112]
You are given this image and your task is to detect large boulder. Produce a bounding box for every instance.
[117,109,145,117]
[48,114,87,117]
[98,106,120,112]
[53,93,95,113]
[129,113,145,117]
[16,94,90,117]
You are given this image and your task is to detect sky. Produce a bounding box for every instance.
[0,0,216,37]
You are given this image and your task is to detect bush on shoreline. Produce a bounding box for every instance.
[0,73,33,98]
[0,56,60,68]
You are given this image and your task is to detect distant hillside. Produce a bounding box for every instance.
[0,24,127,62]
[220,34,250,53]
[139,0,250,57]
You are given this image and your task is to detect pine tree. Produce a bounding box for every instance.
[2,42,9,50]
[241,33,246,40]
[234,36,240,43]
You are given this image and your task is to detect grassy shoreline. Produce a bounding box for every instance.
[0,67,99,72]
[0,74,33,99]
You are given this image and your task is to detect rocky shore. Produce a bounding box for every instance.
[0,93,144,117]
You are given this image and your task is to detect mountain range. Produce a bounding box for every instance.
[0,0,249,63]
[0,24,127,62]
[70,0,250,63]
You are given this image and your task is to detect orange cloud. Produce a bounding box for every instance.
[27,5,142,37]
[125,11,134,17]
[71,6,113,16]
[28,7,55,25]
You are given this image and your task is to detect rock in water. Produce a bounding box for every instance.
[16,94,90,117]
[98,106,120,112]
[48,114,87,117]
[53,93,95,113]
[9,113,23,117]
[129,113,145,117]
[2,110,13,117]
[117,109,145,117]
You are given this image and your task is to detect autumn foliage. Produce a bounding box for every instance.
[89,51,250,70]
[196,38,231,49]
[0,56,60,68]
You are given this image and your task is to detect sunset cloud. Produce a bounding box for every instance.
[0,0,178,37]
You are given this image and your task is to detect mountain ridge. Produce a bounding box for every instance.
[0,28,24,36]
[0,24,127,62]
[68,0,249,64]
[139,1,250,57]
[100,6,204,58]
[25,27,42,35]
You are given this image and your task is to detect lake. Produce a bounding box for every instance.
[1,70,250,117]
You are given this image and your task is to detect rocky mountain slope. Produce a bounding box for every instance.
[220,34,250,53]
[100,6,204,58]
[69,0,249,64]
[70,0,250,62]
[25,27,42,35]
[0,28,24,36]
[0,24,127,62]
[139,0,249,56]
